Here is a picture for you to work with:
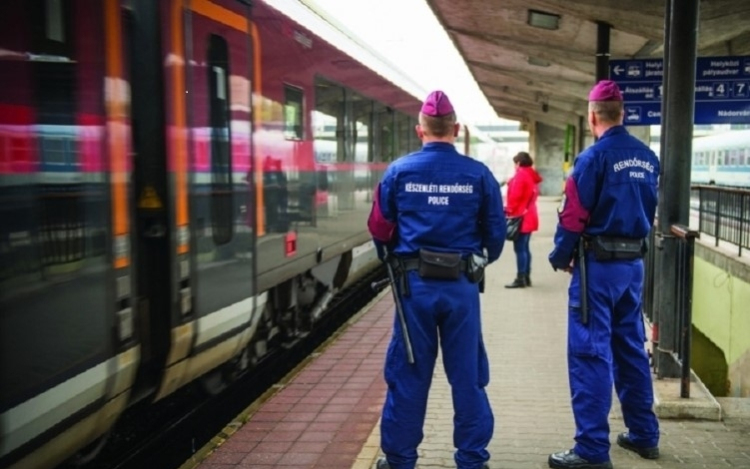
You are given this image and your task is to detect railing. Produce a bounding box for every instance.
[671,225,699,398]
[644,185,748,397]
[642,224,699,398]
[692,184,750,256]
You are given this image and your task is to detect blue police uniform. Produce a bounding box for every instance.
[549,125,661,465]
[369,140,505,469]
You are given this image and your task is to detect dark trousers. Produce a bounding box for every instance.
[513,233,531,275]
[567,255,659,463]
[380,272,493,469]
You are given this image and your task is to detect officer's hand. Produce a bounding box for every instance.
[549,227,578,272]
[549,251,572,272]
[551,263,573,274]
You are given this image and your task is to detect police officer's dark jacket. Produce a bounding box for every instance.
[549,125,660,269]
[368,142,506,263]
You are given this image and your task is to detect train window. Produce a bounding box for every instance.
[46,0,64,42]
[313,78,345,163]
[376,106,395,162]
[350,93,372,163]
[41,136,69,165]
[730,149,739,166]
[207,34,233,245]
[31,0,71,57]
[409,116,420,152]
[284,85,303,140]
[395,112,411,157]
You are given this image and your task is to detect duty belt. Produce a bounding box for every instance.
[400,257,470,272]
[583,235,646,261]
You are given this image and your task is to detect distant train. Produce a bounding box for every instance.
[0,1,492,468]
[691,129,750,186]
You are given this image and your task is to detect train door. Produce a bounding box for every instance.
[176,0,259,395]
[124,0,176,398]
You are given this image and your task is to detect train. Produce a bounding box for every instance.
[690,129,750,187]
[0,1,497,468]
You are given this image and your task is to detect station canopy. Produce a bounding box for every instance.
[426,0,750,129]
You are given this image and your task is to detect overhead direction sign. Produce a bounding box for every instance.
[609,56,750,125]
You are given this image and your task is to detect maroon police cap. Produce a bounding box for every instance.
[588,80,623,102]
[420,90,455,117]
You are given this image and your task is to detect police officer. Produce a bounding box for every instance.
[368,90,506,469]
[548,80,660,469]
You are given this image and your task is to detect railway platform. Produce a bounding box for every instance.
[185,198,750,469]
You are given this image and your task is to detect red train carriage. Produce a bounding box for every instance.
[0,1,482,468]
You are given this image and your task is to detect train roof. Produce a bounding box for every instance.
[266,0,500,145]
[268,0,425,101]
[693,129,750,151]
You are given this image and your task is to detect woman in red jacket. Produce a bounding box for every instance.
[504,151,543,288]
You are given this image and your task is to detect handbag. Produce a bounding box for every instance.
[505,184,535,241]
[506,216,523,241]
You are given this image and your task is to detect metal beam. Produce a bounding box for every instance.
[655,0,700,379]
[596,21,611,81]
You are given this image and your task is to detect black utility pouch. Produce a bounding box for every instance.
[418,249,462,279]
[466,254,487,283]
[591,236,645,261]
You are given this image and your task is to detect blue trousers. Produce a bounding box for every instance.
[381,272,493,469]
[567,255,659,463]
[513,233,531,275]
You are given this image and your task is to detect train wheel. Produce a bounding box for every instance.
[200,367,230,396]
[199,348,250,396]
[64,432,110,467]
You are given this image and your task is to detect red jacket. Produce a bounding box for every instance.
[505,166,543,234]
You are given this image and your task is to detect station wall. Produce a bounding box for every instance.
[691,242,750,397]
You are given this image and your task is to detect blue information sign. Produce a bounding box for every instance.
[609,56,750,125]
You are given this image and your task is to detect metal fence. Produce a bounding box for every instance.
[671,225,699,398]
[643,185,749,397]
[692,184,750,256]
[643,224,699,398]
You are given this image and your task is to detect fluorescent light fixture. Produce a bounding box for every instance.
[528,56,551,67]
[528,10,560,30]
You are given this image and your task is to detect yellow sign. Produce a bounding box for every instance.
[138,186,163,209]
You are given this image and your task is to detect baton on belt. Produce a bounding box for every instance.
[370,251,415,364]
[578,237,589,325]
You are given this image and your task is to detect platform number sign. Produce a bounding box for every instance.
[609,55,750,125]
[735,82,748,97]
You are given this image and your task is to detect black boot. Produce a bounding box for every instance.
[524,274,532,287]
[505,276,526,288]
[617,432,659,459]
[548,449,612,469]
